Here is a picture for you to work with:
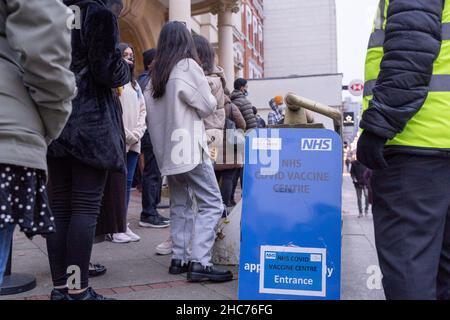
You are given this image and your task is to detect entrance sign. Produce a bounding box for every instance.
[260,246,327,297]
[238,129,342,300]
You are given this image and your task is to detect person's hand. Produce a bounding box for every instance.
[357,130,388,170]
[209,147,217,161]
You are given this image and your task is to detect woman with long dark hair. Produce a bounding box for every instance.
[108,43,146,243]
[192,34,226,158]
[144,21,233,282]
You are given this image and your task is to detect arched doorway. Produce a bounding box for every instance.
[119,0,168,72]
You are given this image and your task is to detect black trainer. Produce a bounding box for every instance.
[68,287,115,300]
[169,259,190,275]
[50,288,68,301]
[157,213,171,223]
[139,215,170,228]
[187,262,233,282]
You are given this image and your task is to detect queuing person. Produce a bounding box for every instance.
[138,49,156,94]
[46,0,130,300]
[137,49,170,229]
[108,43,147,243]
[231,78,257,130]
[144,21,233,282]
[267,96,285,126]
[215,89,247,208]
[253,106,266,128]
[192,34,226,163]
[358,0,450,299]
[0,0,76,286]
[230,78,256,203]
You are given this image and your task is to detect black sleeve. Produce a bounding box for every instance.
[350,163,356,180]
[360,0,444,139]
[85,7,130,88]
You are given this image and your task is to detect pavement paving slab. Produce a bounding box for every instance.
[0,174,385,300]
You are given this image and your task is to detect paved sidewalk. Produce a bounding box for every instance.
[0,174,385,300]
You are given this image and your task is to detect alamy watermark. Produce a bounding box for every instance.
[366,265,383,290]
[170,124,281,176]
[66,5,81,30]
[67,265,81,290]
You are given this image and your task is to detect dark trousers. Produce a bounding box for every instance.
[216,169,237,207]
[46,157,107,289]
[141,131,162,218]
[355,184,369,214]
[372,154,450,300]
[126,151,140,208]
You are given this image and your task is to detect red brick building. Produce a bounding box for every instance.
[234,0,264,79]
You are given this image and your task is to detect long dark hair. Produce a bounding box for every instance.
[119,42,137,90]
[193,34,215,74]
[150,21,200,99]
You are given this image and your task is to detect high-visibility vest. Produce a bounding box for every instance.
[363,0,450,149]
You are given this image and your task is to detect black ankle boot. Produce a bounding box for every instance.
[187,262,233,282]
[169,259,190,275]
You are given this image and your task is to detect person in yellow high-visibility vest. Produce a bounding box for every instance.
[358,0,450,300]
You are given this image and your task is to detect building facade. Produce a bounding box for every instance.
[119,0,265,89]
[234,0,264,79]
[263,0,338,77]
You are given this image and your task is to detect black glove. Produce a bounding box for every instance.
[357,130,388,170]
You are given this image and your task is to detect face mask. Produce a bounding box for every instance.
[128,63,135,82]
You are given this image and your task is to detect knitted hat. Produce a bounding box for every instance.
[274,96,284,105]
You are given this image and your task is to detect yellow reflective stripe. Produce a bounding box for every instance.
[368,22,450,51]
[383,0,389,30]
[388,92,450,148]
[443,1,450,23]
[373,0,387,31]
[365,75,450,97]
[433,41,450,74]
[364,47,383,86]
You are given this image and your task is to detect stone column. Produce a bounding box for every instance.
[169,0,191,30]
[217,1,240,90]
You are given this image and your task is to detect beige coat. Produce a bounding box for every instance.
[119,82,147,153]
[144,59,217,176]
[204,67,226,149]
[0,0,76,172]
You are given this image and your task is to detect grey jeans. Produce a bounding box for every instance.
[167,159,224,267]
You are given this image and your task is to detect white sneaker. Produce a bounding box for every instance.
[109,233,132,243]
[156,238,173,255]
[125,224,141,242]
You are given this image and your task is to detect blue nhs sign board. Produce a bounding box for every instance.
[238,129,342,300]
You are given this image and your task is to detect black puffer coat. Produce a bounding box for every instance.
[361,0,443,141]
[230,90,257,130]
[48,0,130,172]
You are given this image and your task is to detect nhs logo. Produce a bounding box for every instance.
[265,252,277,260]
[301,138,333,151]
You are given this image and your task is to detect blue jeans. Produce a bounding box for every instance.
[140,131,162,218]
[126,151,140,209]
[0,224,15,287]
